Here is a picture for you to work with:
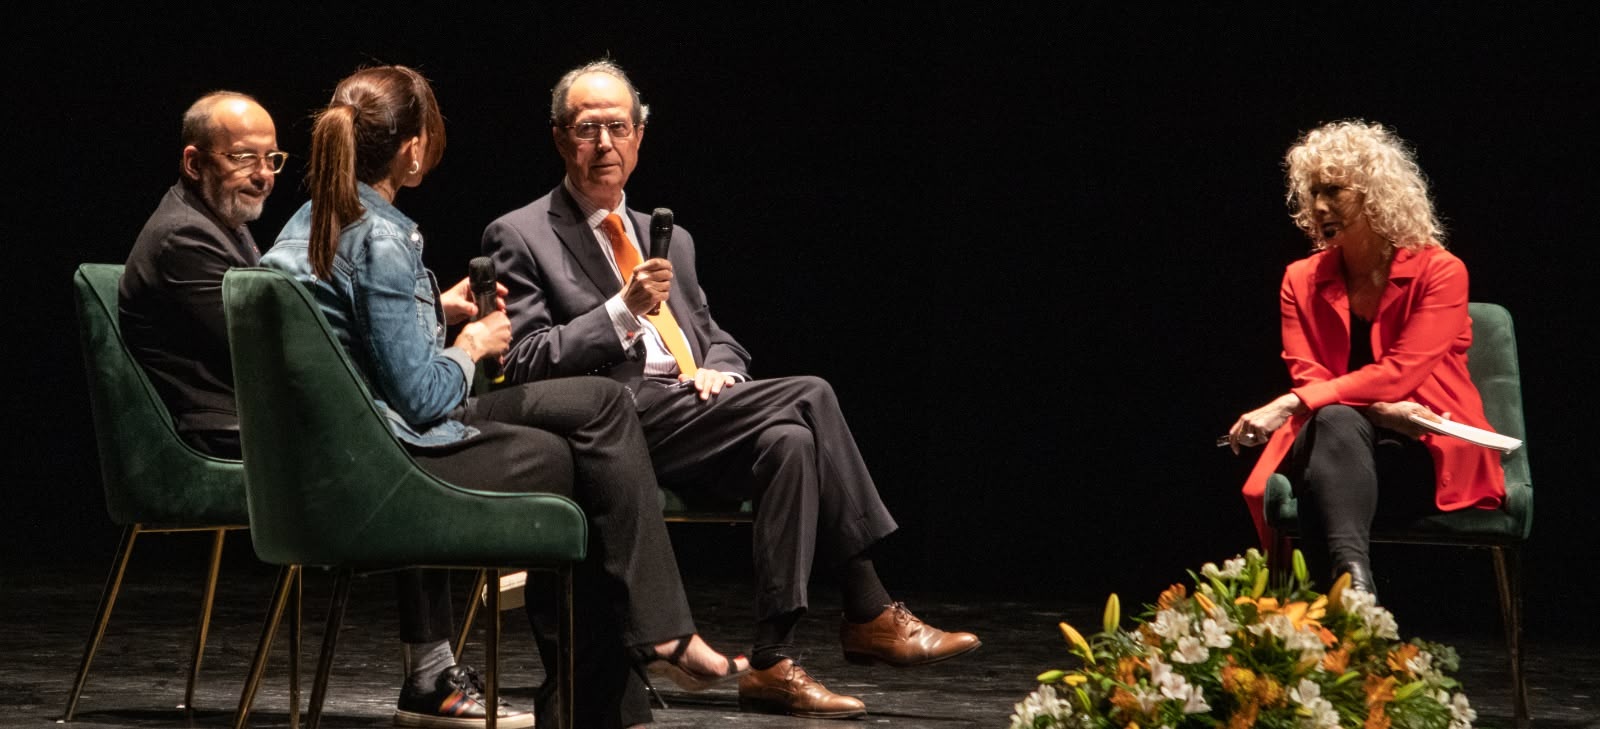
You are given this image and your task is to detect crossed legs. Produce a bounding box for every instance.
[1281,404,1437,595]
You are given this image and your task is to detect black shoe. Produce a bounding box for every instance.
[394,664,535,729]
[635,635,749,692]
[1335,561,1378,602]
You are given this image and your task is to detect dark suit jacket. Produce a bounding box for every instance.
[483,184,750,386]
[119,181,260,436]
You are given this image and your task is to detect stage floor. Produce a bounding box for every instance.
[3,537,1596,728]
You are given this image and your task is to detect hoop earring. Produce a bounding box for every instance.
[408,160,420,175]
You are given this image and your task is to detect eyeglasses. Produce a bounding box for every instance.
[562,121,638,141]
[201,148,290,173]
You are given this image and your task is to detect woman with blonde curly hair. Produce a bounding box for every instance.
[1225,121,1506,597]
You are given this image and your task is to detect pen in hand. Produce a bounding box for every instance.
[1216,432,1267,448]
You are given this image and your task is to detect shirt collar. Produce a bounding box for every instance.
[563,178,630,235]
[563,176,630,231]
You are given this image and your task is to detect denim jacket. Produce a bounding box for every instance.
[261,183,477,446]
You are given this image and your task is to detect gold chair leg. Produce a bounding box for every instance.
[307,570,353,729]
[62,524,142,722]
[456,569,490,663]
[1491,547,1530,729]
[234,565,300,729]
[290,568,304,729]
[560,565,575,729]
[182,527,229,712]
[486,569,500,729]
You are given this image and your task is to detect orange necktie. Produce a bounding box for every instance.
[600,213,698,377]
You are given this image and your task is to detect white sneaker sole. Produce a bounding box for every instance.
[394,708,536,729]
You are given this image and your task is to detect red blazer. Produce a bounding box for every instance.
[1242,245,1506,549]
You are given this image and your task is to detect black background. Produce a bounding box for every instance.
[6,4,1596,638]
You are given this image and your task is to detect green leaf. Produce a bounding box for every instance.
[1394,680,1426,701]
[1251,567,1270,598]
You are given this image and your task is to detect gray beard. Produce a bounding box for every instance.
[200,177,265,229]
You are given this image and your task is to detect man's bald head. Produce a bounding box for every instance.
[178,91,279,229]
[181,92,266,148]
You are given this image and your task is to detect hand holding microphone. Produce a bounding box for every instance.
[467,256,507,383]
[644,207,674,316]
[620,208,677,317]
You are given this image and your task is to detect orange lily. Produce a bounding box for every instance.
[1327,571,1353,614]
[1157,583,1187,611]
[1363,674,1398,729]
[1387,644,1421,677]
[1323,645,1351,673]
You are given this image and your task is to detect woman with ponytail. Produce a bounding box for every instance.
[262,65,745,729]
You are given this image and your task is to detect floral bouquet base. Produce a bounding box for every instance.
[1011,549,1477,729]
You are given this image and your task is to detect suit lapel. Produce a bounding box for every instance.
[1308,249,1352,374]
[549,185,624,297]
[237,228,262,265]
[1376,247,1423,319]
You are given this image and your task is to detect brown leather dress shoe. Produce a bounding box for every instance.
[840,602,982,667]
[737,658,866,719]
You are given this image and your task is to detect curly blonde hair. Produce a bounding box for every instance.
[1284,120,1444,251]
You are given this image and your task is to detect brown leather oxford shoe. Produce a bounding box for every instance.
[840,602,982,667]
[737,658,867,719]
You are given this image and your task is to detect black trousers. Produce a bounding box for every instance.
[633,375,900,623]
[400,376,694,729]
[179,428,241,460]
[1279,405,1437,582]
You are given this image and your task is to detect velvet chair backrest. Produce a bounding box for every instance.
[221,267,585,569]
[1467,302,1533,537]
[73,263,246,526]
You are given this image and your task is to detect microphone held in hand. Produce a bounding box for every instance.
[650,207,674,260]
[646,208,674,316]
[466,256,505,383]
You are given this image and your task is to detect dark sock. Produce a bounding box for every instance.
[751,609,802,670]
[840,553,892,624]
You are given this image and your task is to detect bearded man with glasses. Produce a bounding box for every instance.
[120,91,285,458]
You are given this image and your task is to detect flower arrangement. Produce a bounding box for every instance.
[1010,549,1477,729]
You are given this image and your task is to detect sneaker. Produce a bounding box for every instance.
[394,664,535,728]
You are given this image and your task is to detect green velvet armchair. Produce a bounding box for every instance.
[221,267,587,729]
[1263,302,1532,728]
[66,263,254,720]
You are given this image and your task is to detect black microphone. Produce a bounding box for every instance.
[650,207,674,260]
[467,256,505,383]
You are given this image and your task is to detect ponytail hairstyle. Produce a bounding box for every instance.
[306,65,447,280]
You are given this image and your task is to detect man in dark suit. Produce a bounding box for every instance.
[120,91,283,459]
[122,92,534,728]
[483,59,980,719]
